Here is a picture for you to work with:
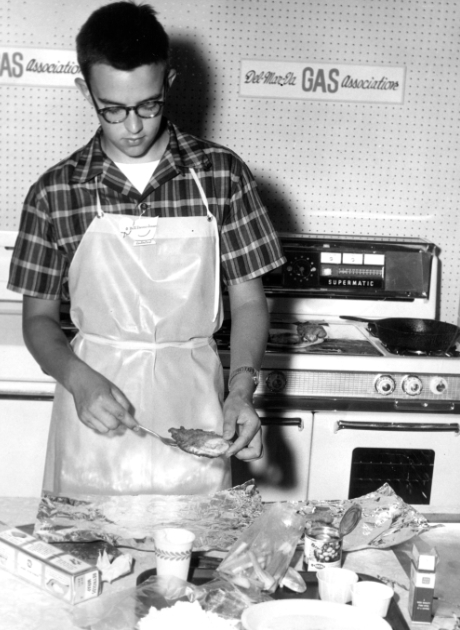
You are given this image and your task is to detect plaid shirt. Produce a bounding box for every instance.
[8,121,285,300]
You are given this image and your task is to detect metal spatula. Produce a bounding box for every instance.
[136,424,179,447]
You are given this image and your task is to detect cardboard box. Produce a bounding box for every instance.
[411,539,438,571]
[0,528,100,604]
[408,540,438,623]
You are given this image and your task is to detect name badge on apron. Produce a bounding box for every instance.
[119,216,159,246]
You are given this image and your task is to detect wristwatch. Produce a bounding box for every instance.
[228,366,260,390]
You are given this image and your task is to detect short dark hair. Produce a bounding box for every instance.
[76,1,170,85]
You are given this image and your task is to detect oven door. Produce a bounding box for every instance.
[308,411,460,510]
[231,408,313,503]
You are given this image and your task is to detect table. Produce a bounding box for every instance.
[0,498,459,630]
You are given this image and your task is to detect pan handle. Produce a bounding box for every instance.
[339,315,373,322]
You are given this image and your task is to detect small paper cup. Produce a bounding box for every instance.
[351,581,394,617]
[317,567,359,604]
[153,528,195,581]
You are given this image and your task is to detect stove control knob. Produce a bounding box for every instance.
[266,370,288,393]
[402,374,423,396]
[284,256,317,287]
[429,376,448,395]
[374,374,396,396]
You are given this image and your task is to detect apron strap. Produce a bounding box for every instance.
[78,332,214,351]
[190,168,220,322]
[96,188,104,218]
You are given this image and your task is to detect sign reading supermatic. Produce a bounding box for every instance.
[240,60,405,104]
[0,47,81,87]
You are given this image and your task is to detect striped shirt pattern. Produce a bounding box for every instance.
[8,121,285,300]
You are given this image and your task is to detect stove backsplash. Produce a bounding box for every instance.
[264,233,437,301]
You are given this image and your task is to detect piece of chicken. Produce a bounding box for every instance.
[168,426,231,458]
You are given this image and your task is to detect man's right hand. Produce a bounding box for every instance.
[22,295,138,433]
[70,365,138,433]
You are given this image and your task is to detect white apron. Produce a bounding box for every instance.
[42,169,231,496]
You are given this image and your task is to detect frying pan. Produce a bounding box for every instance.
[340,316,460,353]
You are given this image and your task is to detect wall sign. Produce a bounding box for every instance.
[0,47,81,88]
[240,60,405,104]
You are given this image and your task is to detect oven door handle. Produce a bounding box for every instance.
[260,417,304,430]
[335,420,460,433]
[0,393,54,401]
[394,401,456,413]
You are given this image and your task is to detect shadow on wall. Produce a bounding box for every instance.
[257,178,302,234]
[165,38,213,139]
[165,38,299,232]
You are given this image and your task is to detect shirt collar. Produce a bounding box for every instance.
[71,119,212,185]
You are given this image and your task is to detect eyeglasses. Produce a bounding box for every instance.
[96,99,165,124]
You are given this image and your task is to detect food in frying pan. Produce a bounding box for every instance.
[168,426,231,458]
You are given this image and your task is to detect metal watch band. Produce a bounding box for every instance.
[228,366,260,390]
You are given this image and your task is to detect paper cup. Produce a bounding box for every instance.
[317,567,359,604]
[351,581,394,617]
[153,528,195,581]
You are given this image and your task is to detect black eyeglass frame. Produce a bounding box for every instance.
[87,73,171,124]
[95,99,166,124]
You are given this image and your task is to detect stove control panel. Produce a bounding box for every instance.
[263,234,435,298]
[282,251,385,291]
[247,367,459,405]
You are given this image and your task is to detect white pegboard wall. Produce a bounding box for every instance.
[1,0,460,323]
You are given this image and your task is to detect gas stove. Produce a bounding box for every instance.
[219,233,460,413]
[226,234,460,509]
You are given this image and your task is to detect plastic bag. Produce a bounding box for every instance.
[217,502,306,594]
[71,574,196,630]
[72,571,270,629]
[195,575,272,620]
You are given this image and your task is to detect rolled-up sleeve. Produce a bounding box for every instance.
[220,159,285,285]
[8,182,67,299]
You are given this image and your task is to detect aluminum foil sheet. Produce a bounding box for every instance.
[33,483,429,554]
[33,481,263,552]
[300,483,431,551]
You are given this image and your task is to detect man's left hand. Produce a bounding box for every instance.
[222,390,262,460]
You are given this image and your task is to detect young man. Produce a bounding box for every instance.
[8,1,285,496]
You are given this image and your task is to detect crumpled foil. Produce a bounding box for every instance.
[33,481,263,552]
[299,483,431,551]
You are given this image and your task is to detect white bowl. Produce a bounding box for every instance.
[241,599,392,630]
[351,580,394,617]
[316,567,359,604]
